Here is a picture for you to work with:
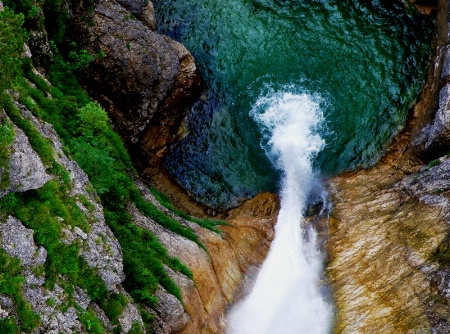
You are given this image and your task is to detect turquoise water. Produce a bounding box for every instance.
[154,0,433,208]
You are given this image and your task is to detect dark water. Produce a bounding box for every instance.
[154,0,433,208]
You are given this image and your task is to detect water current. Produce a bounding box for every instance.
[154,1,433,333]
[227,93,332,333]
[155,0,433,209]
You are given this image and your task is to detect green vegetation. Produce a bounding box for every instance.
[78,309,105,334]
[0,7,25,92]
[150,187,230,235]
[0,1,204,331]
[0,116,15,189]
[0,250,41,332]
[427,159,441,169]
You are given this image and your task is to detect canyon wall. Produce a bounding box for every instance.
[327,1,450,332]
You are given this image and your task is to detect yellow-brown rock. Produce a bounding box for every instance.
[327,163,449,333]
[324,2,450,331]
[131,184,279,333]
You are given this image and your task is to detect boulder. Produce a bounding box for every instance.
[70,0,204,174]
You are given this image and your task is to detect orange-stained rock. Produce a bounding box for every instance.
[325,2,450,332]
[131,184,279,333]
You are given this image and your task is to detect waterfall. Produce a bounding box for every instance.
[228,92,333,334]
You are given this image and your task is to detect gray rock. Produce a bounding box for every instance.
[73,287,91,311]
[155,287,189,333]
[17,102,125,291]
[0,295,16,320]
[70,0,203,171]
[24,283,85,334]
[0,216,47,268]
[118,300,145,333]
[401,157,450,197]
[116,0,149,17]
[7,122,51,194]
[0,216,84,333]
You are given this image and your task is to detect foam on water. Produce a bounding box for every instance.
[228,92,333,334]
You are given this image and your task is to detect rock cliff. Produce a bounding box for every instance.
[70,0,204,177]
[0,1,277,333]
[327,0,450,332]
[0,66,277,333]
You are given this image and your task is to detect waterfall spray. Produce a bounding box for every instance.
[228,92,333,334]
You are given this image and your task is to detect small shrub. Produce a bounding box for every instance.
[78,309,105,334]
[78,102,109,137]
[27,5,40,19]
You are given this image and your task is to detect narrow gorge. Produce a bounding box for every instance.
[1,0,450,333]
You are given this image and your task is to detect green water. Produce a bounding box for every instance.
[155,0,433,208]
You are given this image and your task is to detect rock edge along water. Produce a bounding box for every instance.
[326,1,450,332]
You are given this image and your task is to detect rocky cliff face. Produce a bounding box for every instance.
[0,101,134,332]
[0,76,277,333]
[70,0,204,177]
[326,1,450,332]
[131,187,278,333]
[0,0,278,332]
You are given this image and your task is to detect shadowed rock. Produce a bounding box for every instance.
[70,0,204,176]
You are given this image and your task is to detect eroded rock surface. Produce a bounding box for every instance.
[328,163,450,333]
[131,184,279,333]
[327,2,450,332]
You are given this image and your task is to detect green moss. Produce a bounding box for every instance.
[150,187,230,235]
[128,321,145,334]
[0,318,21,334]
[0,116,15,190]
[0,250,41,332]
[78,309,105,334]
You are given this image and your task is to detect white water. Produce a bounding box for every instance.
[228,92,333,334]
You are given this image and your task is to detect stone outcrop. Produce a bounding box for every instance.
[133,181,279,333]
[70,0,204,176]
[408,0,450,161]
[0,112,51,197]
[17,102,125,291]
[328,162,450,332]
